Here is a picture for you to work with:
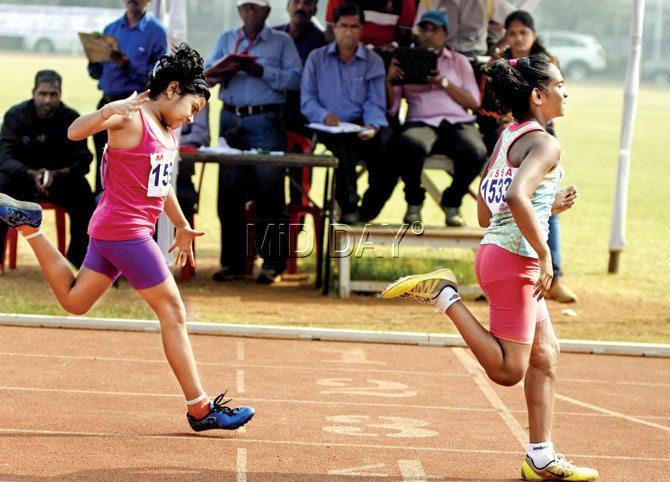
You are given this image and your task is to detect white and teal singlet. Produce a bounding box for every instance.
[479,120,563,258]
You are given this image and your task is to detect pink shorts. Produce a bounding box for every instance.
[475,243,550,344]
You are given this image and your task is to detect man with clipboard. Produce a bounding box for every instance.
[86,0,167,194]
[205,0,302,285]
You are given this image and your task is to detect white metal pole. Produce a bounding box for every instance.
[156,0,188,262]
[608,0,646,273]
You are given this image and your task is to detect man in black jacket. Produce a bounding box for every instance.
[0,70,95,268]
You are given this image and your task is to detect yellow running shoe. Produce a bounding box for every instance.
[521,453,599,481]
[380,268,458,303]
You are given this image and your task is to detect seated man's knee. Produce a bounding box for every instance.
[396,134,428,158]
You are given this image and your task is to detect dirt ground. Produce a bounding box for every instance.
[179,263,669,344]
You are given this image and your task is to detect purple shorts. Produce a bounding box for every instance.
[82,236,171,290]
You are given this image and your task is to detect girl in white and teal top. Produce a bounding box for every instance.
[479,118,563,258]
[382,54,598,480]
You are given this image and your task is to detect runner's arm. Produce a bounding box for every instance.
[68,91,149,140]
[164,185,189,229]
[505,135,561,258]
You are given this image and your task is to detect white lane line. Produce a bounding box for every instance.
[2,385,667,421]
[0,352,468,377]
[0,386,493,412]
[561,378,670,388]
[0,428,667,463]
[556,393,670,432]
[236,369,245,394]
[398,460,427,481]
[236,447,247,482]
[452,348,527,448]
[236,342,245,362]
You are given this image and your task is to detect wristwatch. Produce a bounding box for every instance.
[441,76,450,89]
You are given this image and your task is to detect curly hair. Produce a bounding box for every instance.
[482,54,553,121]
[146,43,210,101]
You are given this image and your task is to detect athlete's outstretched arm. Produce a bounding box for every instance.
[68,91,150,140]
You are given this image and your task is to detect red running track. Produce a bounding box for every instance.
[0,325,668,481]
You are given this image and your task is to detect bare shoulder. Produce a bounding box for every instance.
[521,130,561,158]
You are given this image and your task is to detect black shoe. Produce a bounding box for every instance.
[256,268,282,285]
[445,207,465,227]
[339,211,362,225]
[403,204,422,224]
[212,267,244,282]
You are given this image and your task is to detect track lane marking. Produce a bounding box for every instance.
[0,352,468,377]
[452,348,527,448]
[555,393,670,432]
[2,386,668,421]
[0,428,667,462]
[236,447,246,482]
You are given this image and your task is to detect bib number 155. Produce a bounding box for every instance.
[147,151,176,197]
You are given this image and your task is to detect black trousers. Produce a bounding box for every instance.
[318,127,393,220]
[217,110,288,274]
[0,171,95,267]
[394,120,488,209]
[92,92,134,194]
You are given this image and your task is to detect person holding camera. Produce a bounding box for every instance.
[0,70,95,268]
[385,10,487,226]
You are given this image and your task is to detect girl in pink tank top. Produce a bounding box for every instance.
[5,44,254,433]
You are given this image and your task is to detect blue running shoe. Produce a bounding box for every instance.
[187,392,255,432]
[0,193,42,228]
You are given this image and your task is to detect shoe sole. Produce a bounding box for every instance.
[521,460,599,481]
[380,269,458,299]
[0,193,42,227]
[190,411,255,432]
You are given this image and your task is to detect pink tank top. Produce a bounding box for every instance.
[88,109,178,241]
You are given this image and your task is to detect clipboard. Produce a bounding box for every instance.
[205,53,258,85]
[78,32,120,63]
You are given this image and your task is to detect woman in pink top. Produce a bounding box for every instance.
[0,44,254,432]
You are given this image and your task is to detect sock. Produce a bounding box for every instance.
[527,441,555,468]
[186,393,211,420]
[17,226,40,238]
[434,286,461,313]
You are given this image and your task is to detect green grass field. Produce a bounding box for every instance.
[1,52,669,342]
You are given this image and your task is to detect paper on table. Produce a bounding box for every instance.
[306,122,365,134]
[78,32,119,63]
[197,137,285,156]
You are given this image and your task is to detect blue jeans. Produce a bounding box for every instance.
[217,109,288,273]
[548,214,562,279]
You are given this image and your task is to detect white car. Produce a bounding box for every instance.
[541,30,607,81]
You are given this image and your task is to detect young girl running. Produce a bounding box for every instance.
[381,54,598,481]
[0,44,254,432]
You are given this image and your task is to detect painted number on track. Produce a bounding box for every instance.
[323,415,438,438]
[317,378,417,398]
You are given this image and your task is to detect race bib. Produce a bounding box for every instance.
[481,166,516,214]
[147,151,176,197]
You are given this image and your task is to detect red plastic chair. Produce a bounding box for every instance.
[1,202,67,272]
[285,131,323,275]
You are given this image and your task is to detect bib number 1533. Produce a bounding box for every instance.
[147,151,176,197]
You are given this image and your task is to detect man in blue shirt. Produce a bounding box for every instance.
[206,0,302,284]
[301,2,390,224]
[273,0,326,135]
[87,0,167,193]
